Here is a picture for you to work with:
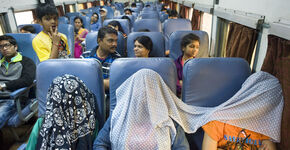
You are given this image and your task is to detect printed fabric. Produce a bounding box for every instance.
[36,74,96,150]
[110,69,283,150]
[203,120,270,149]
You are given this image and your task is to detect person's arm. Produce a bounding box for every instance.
[171,125,190,150]
[48,27,61,59]
[6,57,36,91]
[93,116,112,150]
[202,132,218,150]
[260,140,276,150]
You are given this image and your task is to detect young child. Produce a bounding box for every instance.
[32,1,70,62]
[174,33,200,97]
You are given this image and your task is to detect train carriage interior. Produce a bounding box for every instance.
[0,0,289,149]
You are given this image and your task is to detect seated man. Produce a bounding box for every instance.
[91,13,102,32]
[86,26,120,92]
[100,8,108,24]
[124,8,133,16]
[32,2,70,62]
[0,35,36,128]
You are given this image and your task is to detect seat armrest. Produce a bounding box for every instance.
[9,80,36,99]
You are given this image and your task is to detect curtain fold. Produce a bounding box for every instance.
[57,6,65,16]
[179,4,185,18]
[226,23,258,64]
[191,9,201,30]
[261,34,290,150]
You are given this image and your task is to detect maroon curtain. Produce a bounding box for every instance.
[179,4,185,18]
[56,6,65,16]
[191,9,201,30]
[226,23,258,64]
[261,34,290,150]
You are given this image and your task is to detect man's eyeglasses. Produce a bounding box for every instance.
[0,43,13,49]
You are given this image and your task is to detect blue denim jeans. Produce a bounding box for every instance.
[0,99,15,128]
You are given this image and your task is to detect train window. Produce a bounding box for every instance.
[0,13,11,35]
[69,5,75,12]
[87,2,93,8]
[213,18,230,57]
[14,11,34,25]
[78,4,84,10]
[200,12,212,47]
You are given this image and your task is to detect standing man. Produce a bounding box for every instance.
[0,35,36,128]
[87,26,120,92]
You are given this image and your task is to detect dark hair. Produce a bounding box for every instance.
[92,13,99,18]
[134,36,153,54]
[145,4,151,7]
[138,29,150,32]
[36,0,58,20]
[20,25,36,33]
[168,10,178,17]
[108,20,125,34]
[0,35,17,46]
[97,26,118,41]
[131,3,137,7]
[161,8,167,12]
[74,16,84,28]
[180,33,200,49]
[121,15,131,23]
[124,8,133,13]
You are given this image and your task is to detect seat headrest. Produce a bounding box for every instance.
[182,58,251,107]
[133,19,162,32]
[36,59,105,126]
[127,32,165,57]
[169,30,209,60]
[5,33,39,64]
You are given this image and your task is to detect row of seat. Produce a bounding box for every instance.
[35,57,250,149]
[85,30,209,59]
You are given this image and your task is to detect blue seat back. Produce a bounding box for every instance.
[109,58,177,113]
[5,33,39,64]
[18,24,43,34]
[139,13,159,19]
[58,16,69,24]
[163,19,192,49]
[132,19,162,32]
[169,31,209,60]
[160,13,169,23]
[163,19,192,36]
[103,19,130,35]
[182,58,251,149]
[102,6,114,19]
[70,16,91,31]
[114,15,135,27]
[127,32,165,57]
[130,7,140,14]
[85,31,126,57]
[58,23,75,58]
[65,12,81,18]
[36,59,106,127]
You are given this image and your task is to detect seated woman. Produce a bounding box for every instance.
[133,36,152,57]
[74,16,89,58]
[26,74,98,150]
[94,69,282,150]
[175,33,200,97]
[107,20,127,38]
